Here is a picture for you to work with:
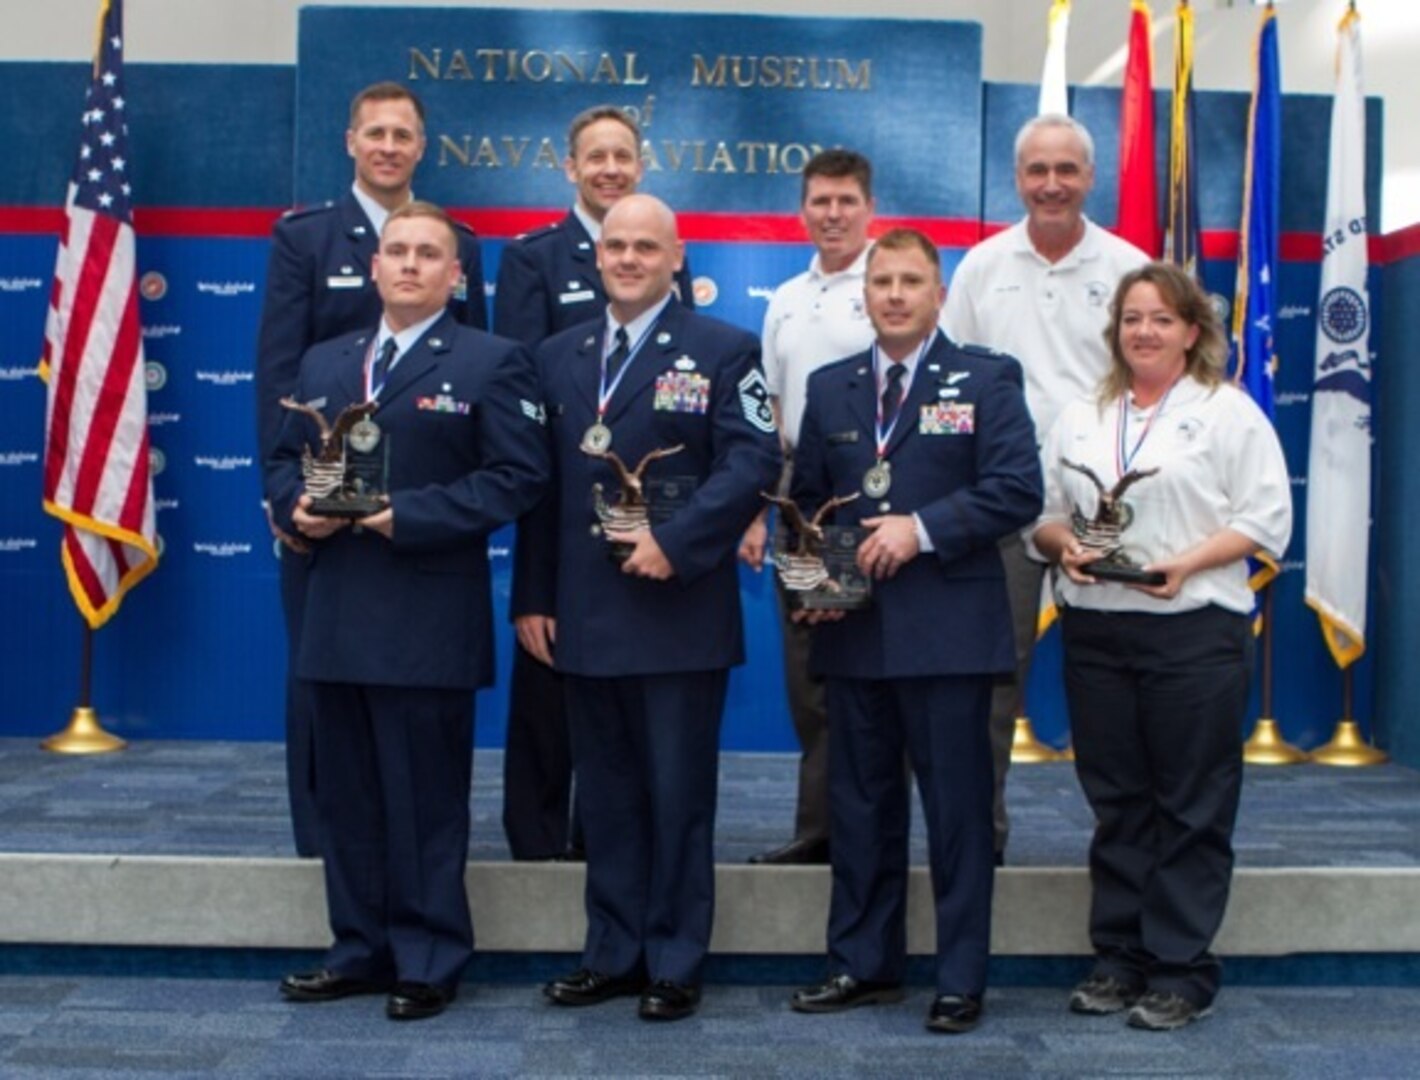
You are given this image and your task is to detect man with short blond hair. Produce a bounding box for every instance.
[267,200,547,1023]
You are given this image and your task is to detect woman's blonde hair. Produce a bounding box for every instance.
[1099,261,1228,404]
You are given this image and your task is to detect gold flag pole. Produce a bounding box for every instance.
[1311,665,1386,767]
[1243,581,1308,764]
[42,622,126,754]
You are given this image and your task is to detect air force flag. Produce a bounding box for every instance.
[1305,7,1370,668]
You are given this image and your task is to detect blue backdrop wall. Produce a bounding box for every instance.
[0,8,1403,760]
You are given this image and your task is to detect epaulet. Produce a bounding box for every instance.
[956,341,1005,360]
[279,200,337,222]
[511,221,564,245]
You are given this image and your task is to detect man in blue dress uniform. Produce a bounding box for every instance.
[787,229,1041,1034]
[255,81,487,856]
[513,194,780,1021]
[266,202,546,1021]
[496,105,693,863]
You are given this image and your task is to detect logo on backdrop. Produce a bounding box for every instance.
[196,281,256,298]
[693,276,719,306]
[142,324,182,339]
[193,541,253,558]
[144,361,167,392]
[140,271,168,301]
[0,277,43,293]
[0,451,39,467]
[149,447,167,476]
[0,538,38,552]
[194,455,254,471]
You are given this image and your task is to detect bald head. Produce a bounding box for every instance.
[597,194,685,323]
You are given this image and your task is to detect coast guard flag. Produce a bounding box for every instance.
[1230,3,1280,422]
[1305,7,1370,668]
[41,0,158,629]
[1038,0,1071,116]
[1165,0,1200,277]
[1117,0,1160,257]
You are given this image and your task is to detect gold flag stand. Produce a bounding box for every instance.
[42,624,125,755]
[1010,684,1062,763]
[1243,584,1308,764]
[1312,666,1386,767]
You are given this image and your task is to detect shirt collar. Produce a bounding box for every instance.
[807,245,871,282]
[351,183,412,241]
[376,309,444,371]
[604,293,673,354]
[572,202,602,243]
[1012,215,1100,268]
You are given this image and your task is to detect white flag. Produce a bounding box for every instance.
[1038,0,1071,116]
[1305,8,1369,668]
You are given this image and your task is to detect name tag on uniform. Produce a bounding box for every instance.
[827,430,859,445]
[920,402,974,435]
[558,289,595,305]
[654,371,710,415]
[326,274,364,289]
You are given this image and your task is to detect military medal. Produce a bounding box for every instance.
[581,422,613,455]
[863,460,892,498]
[348,417,381,454]
[584,312,665,458]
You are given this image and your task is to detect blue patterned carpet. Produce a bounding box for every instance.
[3,740,1420,1076]
[3,738,1419,867]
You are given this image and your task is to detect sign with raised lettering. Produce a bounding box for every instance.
[294,7,982,223]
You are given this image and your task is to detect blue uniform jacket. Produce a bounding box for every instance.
[792,335,1043,680]
[493,211,694,346]
[255,192,487,473]
[266,314,548,690]
[512,302,781,677]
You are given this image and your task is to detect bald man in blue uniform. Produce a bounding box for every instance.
[514,194,779,1021]
[255,81,486,856]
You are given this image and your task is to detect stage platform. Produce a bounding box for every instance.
[1,738,1417,960]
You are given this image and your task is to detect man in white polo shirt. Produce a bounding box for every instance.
[740,149,880,866]
[943,113,1148,864]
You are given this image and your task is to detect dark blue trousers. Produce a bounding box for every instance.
[278,548,319,857]
[825,675,995,996]
[312,681,475,992]
[565,670,727,987]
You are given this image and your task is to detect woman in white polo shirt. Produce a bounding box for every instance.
[1029,261,1292,1032]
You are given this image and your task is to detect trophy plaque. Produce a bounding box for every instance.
[280,397,391,518]
[1061,458,1166,586]
[763,492,871,611]
[586,443,687,563]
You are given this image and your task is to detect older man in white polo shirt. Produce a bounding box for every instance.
[943,113,1148,864]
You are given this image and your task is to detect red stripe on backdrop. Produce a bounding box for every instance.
[3,206,1415,263]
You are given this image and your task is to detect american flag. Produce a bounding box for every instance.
[41,0,158,629]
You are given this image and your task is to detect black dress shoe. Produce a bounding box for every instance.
[747,838,830,866]
[544,967,645,1006]
[925,993,983,1034]
[791,973,906,1013]
[279,969,388,1003]
[387,981,455,1021]
[638,980,701,1021]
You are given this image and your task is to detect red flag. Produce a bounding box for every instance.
[1117,0,1160,256]
[41,0,158,629]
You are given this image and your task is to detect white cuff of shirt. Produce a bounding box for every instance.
[913,513,934,554]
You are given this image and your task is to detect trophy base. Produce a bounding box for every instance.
[784,588,870,612]
[607,540,635,565]
[1081,559,1165,586]
[308,495,388,519]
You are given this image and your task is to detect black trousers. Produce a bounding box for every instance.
[502,645,579,859]
[1062,604,1252,1008]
